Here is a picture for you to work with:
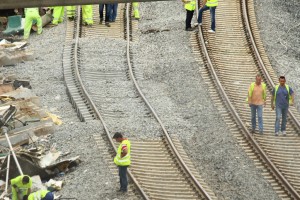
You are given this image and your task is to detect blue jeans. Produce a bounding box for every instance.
[275,106,288,133]
[250,105,263,132]
[198,5,216,31]
[99,4,111,22]
[110,3,118,21]
[119,166,128,191]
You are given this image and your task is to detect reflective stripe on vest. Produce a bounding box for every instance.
[247,82,267,102]
[114,139,131,166]
[185,0,196,11]
[274,84,292,104]
[25,8,39,14]
[206,0,218,7]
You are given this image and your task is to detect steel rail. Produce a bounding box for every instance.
[196,0,299,198]
[241,0,300,133]
[241,0,300,198]
[72,6,149,199]
[124,3,212,200]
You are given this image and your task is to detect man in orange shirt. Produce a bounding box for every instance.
[248,74,267,134]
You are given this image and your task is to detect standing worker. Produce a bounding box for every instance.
[23,190,54,200]
[247,74,267,134]
[24,7,42,40]
[82,5,93,26]
[10,175,32,200]
[52,6,64,25]
[271,76,295,136]
[197,0,218,33]
[99,4,111,27]
[113,132,131,192]
[182,0,196,31]
[110,3,118,22]
[67,6,76,20]
[132,3,140,20]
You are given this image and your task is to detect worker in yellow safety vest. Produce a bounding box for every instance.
[113,132,131,192]
[67,6,76,20]
[11,175,32,200]
[82,5,93,25]
[271,76,295,136]
[197,0,218,33]
[24,8,42,39]
[247,74,267,134]
[23,190,54,200]
[182,0,196,31]
[52,6,64,25]
[132,3,140,20]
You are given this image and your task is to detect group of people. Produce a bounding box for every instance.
[183,0,217,32]
[248,74,295,135]
[10,175,53,200]
[23,3,141,39]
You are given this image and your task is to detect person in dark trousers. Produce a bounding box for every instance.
[113,132,131,192]
[197,0,218,33]
[182,0,196,31]
[99,4,111,27]
[109,3,118,22]
[271,76,295,136]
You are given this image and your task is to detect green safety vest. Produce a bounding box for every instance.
[185,0,196,11]
[114,139,131,166]
[247,82,267,102]
[206,0,218,7]
[28,190,49,200]
[274,84,292,104]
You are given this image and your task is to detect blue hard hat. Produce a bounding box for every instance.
[43,192,54,200]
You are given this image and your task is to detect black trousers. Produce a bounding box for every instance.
[119,166,128,191]
[186,9,194,30]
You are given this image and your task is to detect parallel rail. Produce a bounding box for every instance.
[195,0,300,199]
[63,4,215,200]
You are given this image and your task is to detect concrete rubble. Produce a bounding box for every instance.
[0,75,80,200]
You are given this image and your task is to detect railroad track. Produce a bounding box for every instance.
[63,4,216,200]
[191,0,300,199]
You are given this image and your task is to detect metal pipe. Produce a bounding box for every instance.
[2,127,23,175]
[1,0,172,10]
[5,153,11,192]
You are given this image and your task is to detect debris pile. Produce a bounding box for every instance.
[0,75,80,199]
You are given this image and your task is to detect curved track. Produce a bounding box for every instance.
[192,0,300,199]
[63,4,216,200]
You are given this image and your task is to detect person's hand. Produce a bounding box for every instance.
[248,103,251,107]
[264,101,266,107]
[290,102,294,106]
[271,104,274,110]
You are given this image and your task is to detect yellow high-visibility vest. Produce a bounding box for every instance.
[274,84,292,104]
[184,0,196,11]
[206,0,218,7]
[114,139,131,166]
[247,82,267,102]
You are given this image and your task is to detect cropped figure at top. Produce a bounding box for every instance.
[52,6,64,25]
[110,3,118,22]
[197,0,218,33]
[271,76,294,136]
[24,7,42,39]
[99,4,111,27]
[247,74,266,134]
[82,5,93,25]
[182,0,196,31]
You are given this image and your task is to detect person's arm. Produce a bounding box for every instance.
[291,93,295,106]
[121,145,128,158]
[27,188,31,195]
[202,0,207,7]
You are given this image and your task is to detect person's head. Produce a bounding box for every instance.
[279,76,286,86]
[22,176,30,184]
[113,132,123,142]
[255,74,262,85]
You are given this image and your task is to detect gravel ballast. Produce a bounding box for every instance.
[0,1,298,199]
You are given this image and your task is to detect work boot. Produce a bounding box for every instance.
[68,16,75,21]
[99,18,103,24]
[105,22,111,27]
